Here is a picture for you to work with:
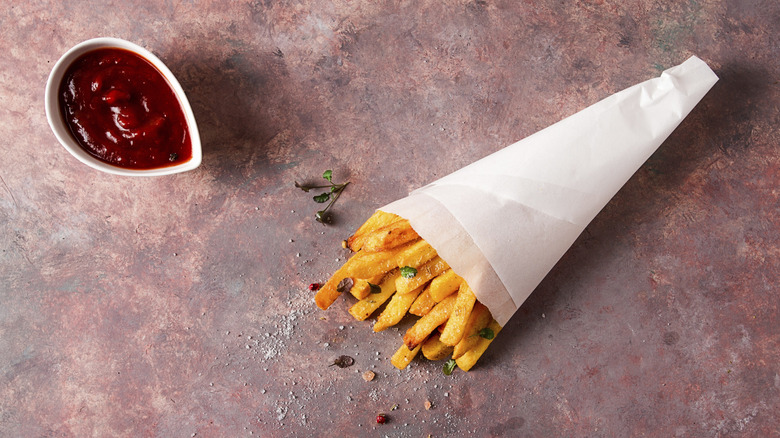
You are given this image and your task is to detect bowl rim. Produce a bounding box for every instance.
[45,37,202,177]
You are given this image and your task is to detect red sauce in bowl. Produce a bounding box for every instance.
[59,48,191,170]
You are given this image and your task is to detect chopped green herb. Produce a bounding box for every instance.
[368,282,382,294]
[295,170,350,224]
[400,266,418,279]
[313,192,330,203]
[478,327,495,340]
[443,359,456,376]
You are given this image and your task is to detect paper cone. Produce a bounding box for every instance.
[382,56,718,326]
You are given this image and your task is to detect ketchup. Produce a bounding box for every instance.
[59,48,191,170]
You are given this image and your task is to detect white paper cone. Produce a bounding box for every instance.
[382,56,718,326]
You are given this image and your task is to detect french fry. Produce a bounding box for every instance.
[421,332,454,361]
[373,284,425,332]
[348,270,401,321]
[396,256,449,294]
[314,261,354,310]
[349,273,386,300]
[344,243,414,279]
[316,246,402,310]
[455,319,502,372]
[394,239,438,269]
[360,219,420,252]
[403,295,456,349]
[346,210,403,251]
[428,269,463,302]
[439,282,477,346]
[452,302,492,359]
[409,287,436,317]
[391,343,421,370]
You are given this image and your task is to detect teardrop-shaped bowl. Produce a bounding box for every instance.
[45,37,202,176]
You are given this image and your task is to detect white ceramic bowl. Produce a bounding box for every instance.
[45,37,202,176]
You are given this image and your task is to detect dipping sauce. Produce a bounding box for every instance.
[59,48,191,170]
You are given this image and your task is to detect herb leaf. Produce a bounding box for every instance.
[296,170,350,224]
[478,327,495,340]
[400,266,418,279]
[313,192,330,203]
[368,282,381,294]
[443,359,456,375]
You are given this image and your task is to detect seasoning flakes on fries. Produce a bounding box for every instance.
[315,210,501,372]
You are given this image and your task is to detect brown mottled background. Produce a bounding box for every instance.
[1,1,779,437]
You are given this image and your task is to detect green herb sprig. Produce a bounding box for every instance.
[478,327,495,340]
[400,266,418,279]
[443,359,457,375]
[295,170,350,224]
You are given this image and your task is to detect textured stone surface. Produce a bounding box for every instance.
[1,0,779,436]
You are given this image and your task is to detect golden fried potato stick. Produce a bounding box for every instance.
[315,242,415,310]
[409,287,436,317]
[439,282,477,346]
[428,269,463,302]
[349,273,386,300]
[373,283,425,332]
[452,302,492,359]
[455,319,502,372]
[403,294,456,349]
[314,263,353,310]
[344,243,414,279]
[391,342,421,370]
[360,219,420,253]
[346,210,403,252]
[396,256,450,294]
[348,270,401,321]
[421,332,454,361]
[394,239,438,269]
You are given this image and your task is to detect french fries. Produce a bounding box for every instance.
[428,269,463,302]
[452,302,492,359]
[348,271,401,321]
[350,273,387,300]
[395,256,449,294]
[346,210,404,251]
[373,283,424,332]
[422,333,454,361]
[391,343,421,369]
[409,287,436,316]
[455,319,502,371]
[360,219,419,252]
[403,294,456,349]
[439,282,477,345]
[315,211,502,373]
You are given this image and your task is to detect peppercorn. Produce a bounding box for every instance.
[376,413,386,424]
[308,283,321,291]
